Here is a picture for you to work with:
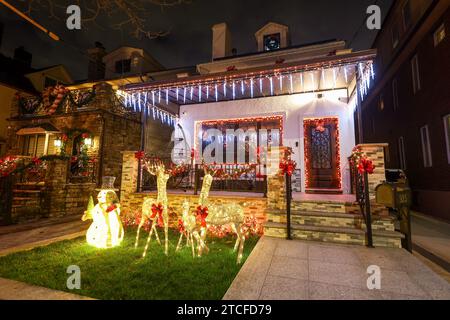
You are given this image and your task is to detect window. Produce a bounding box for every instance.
[434,23,446,47]
[115,59,131,73]
[402,1,413,30]
[392,24,400,49]
[263,33,281,51]
[420,125,433,167]
[444,114,450,164]
[398,136,407,170]
[392,79,399,111]
[378,94,385,111]
[411,54,421,94]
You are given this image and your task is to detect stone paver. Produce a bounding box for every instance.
[0,219,88,256]
[223,237,450,300]
[0,278,94,300]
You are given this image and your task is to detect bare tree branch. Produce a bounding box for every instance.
[21,0,191,39]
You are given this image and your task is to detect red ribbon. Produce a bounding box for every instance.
[178,219,185,234]
[135,151,145,160]
[106,204,117,213]
[358,158,375,175]
[151,203,164,227]
[196,206,208,228]
[279,160,297,176]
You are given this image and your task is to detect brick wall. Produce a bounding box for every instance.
[356,143,388,199]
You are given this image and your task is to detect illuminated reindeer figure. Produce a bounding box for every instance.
[175,199,207,257]
[135,160,170,257]
[197,165,247,264]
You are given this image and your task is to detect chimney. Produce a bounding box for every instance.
[211,23,232,60]
[13,46,32,68]
[87,41,106,81]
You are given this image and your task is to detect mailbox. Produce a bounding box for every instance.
[375,171,412,252]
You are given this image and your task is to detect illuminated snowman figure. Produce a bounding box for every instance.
[82,177,124,248]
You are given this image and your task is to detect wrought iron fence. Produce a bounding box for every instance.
[139,160,267,195]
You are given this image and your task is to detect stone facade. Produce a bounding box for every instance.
[356,143,388,199]
[5,82,172,223]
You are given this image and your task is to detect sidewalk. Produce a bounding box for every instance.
[0,216,88,256]
[411,212,450,273]
[224,237,450,300]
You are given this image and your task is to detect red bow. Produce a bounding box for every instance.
[196,206,208,228]
[81,133,90,139]
[151,203,164,227]
[226,65,237,72]
[280,159,297,176]
[135,151,145,160]
[178,219,186,234]
[32,157,42,165]
[358,158,375,175]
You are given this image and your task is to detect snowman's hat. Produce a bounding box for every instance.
[96,176,119,191]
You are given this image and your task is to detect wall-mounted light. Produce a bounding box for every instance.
[84,137,93,147]
[54,138,62,148]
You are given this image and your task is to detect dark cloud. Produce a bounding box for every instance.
[0,0,392,80]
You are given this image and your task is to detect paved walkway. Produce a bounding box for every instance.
[411,212,450,271]
[224,237,450,300]
[0,216,88,256]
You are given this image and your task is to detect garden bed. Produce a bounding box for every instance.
[0,228,259,300]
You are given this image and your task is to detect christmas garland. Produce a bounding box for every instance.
[17,86,96,116]
[350,146,375,175]
[0,154,70,178]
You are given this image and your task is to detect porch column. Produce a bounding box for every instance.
[356,143,388,199]
[120,151,140,212]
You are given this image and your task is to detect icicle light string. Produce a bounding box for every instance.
[124,61,374,105]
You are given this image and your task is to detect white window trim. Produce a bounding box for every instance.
[420,125,433,168]
[392,79,399,111]
[398,136,406,170]
[444,114,450,164]
[434,23,446,47]
[411,55,421,94]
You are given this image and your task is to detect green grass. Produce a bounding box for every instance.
[0,228,259,300]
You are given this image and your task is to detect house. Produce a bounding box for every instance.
[125,22,377,195]
[358,0,450,222]
[119,23,404,248]
[1,43,180,224]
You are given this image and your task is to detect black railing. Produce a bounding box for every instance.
[349,157,374,247]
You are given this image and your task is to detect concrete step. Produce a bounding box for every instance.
[264,221,403,248]
[13,189,41,194]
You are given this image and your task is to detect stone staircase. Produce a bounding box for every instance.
[11,182,46,222]
[264,199,404,248]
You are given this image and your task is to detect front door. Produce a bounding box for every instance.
[304,118,341,192]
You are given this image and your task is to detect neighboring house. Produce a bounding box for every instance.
[1,42,182,224]
[359,0,450,221]
[125,22,376,195]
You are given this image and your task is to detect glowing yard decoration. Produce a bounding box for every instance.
[82,177,124,249]
[176,199,207,257]
[192,166,247,264]
[135,161,170,257]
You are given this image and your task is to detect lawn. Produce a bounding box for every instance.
[0,228,259,300]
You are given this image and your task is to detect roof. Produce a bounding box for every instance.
[255,22,289,37]
[16,123,60,135]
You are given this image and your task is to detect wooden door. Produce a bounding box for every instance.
[304,118,340,190]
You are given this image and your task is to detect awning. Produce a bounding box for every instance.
[16,123,60,135]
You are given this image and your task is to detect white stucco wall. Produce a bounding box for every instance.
[178,89,356,193]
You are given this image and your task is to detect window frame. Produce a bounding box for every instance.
[420,125,433,168]
[398,136,407,170]
[444,114,450,164]
[411,54,421,94]
[392,79,399,111]
[434,23,446,47]
[402,1,413,31]
[391,24,400,49]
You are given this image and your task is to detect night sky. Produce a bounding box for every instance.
[0,0,392,81]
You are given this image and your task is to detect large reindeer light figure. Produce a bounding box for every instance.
[196,165,247,264]
[135,159,170,257]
